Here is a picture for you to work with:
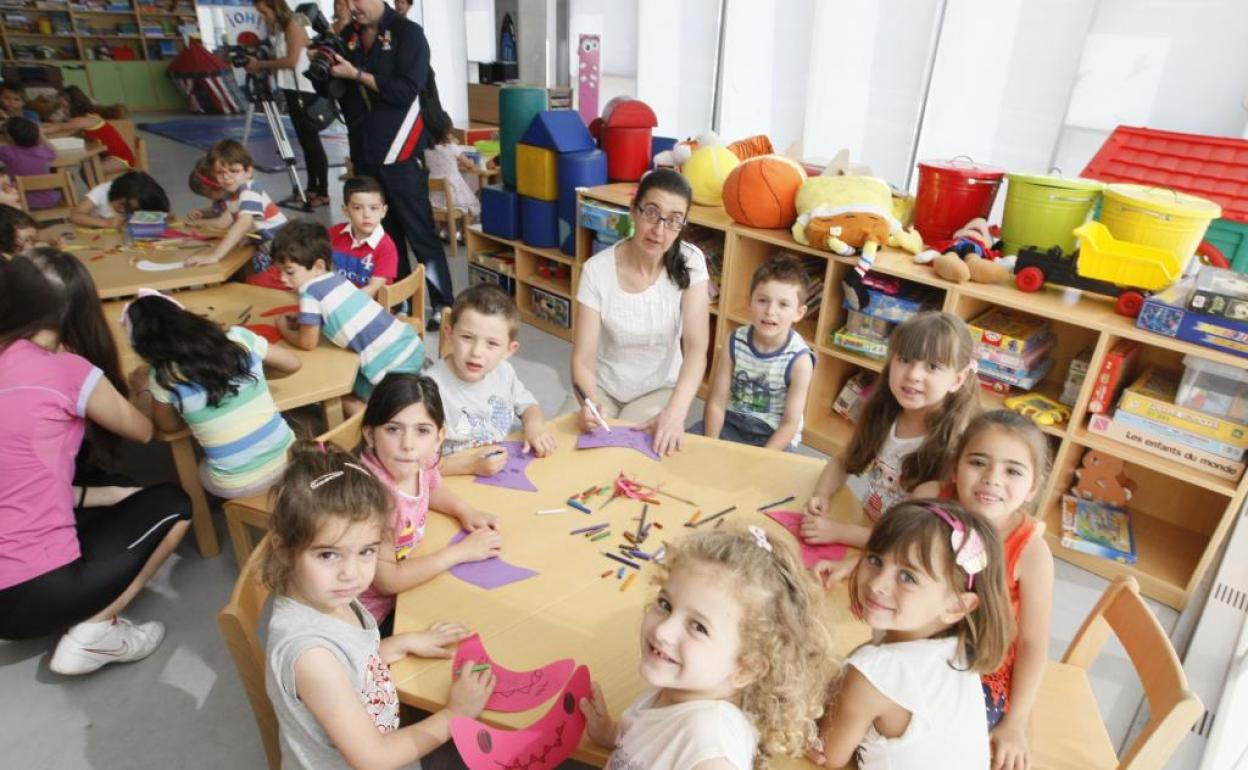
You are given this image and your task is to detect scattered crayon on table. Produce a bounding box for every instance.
[620,573,637,592]
[570,523,609,535]
[601,570,613,579]
[687,509,703,526]
[757,495,795,511]
[589,530,611,542]
[537,508,566,515]
[689,506,736,528]
[604,552,640,570]
[568,499,593,514]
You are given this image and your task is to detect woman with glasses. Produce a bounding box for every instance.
[567,168,711,456]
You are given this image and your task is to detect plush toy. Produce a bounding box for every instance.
[722,155,807,229]
[725,134,774,161]
[914,218,1012,284]
[1071,449,1135,507]
[792,175,923,309]
[653,130,719,170]
[682,144,740,206]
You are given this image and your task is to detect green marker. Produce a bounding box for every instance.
[471,664,491,673]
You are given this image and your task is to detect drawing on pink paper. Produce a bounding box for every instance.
[448,530,538,590]
[577,34,600,126]
[764,510,848,567]
[474,440,538,492]
[452,665,590,770]
[452,634,575,713]
[576,427,660,461]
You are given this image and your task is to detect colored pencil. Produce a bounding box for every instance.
[757,495,795,511]
[568,499,593,514]
[620,572,637,592]
[537,508,566,515]
[570,523,609,535]
[686,509,703,526]
[603,552,640,570]
[470,664,491,673]
[589,530,611,542]
[689,506,737,528]
[601,570,613,578]
[653,486,698,506]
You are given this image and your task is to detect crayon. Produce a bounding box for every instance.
[620,572,637,592]
[757,495,795,511]
[568,499,593,514]
[603,552,640,570]
[570,523,609,535]
[589,530,611,542]
[601,570,613,578]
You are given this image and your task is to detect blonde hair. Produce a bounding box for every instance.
[844,311,980,489]
[950,409,1053,515]
[848,499,1013,673]
[659,528,838,764]
[261,440,391,595]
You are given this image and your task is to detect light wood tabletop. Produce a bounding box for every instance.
[392,413,870,768]
[104,282,361,557]
[57,224,254,300]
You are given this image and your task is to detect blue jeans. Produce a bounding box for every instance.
[691,411,793,451]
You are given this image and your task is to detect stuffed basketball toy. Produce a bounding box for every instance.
[722,155,807,229]
[682,145,740,206]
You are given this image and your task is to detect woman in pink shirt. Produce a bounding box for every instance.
[0,250,191,675]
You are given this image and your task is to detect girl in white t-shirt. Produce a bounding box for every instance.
[811,499,1013,770]
[569,168,711,456]
[580,527,836,769]
[800,311,979,564]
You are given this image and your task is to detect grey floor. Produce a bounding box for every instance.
[0,115,1189,768]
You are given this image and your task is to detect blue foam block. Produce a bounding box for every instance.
[559,216,576,256]
[481,185,522,240]
[651,135,677,162]
[521,196,559,249]
[520,110,596,153]
[557,148,609,223]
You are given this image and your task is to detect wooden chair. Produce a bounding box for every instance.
[428,176,466,259]
[223,411,365,568]
[1028,575,1202,770]
[218,537,280,770]
[133,135,150,173]
[16,170,78,223]
[377,263,427,341]
[101,118,141,180]
[438,306,452,359]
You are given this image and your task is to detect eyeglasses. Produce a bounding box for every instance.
[637,204,686,232]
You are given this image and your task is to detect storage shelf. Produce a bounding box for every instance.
[517,308,572,342]
[3,0,200,71]
[981,382,1070,438]
[1070,425,1238,497]
[820,343,886,373]
[520,272,572,299]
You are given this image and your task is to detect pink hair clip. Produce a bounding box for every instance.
[925,504,987,590]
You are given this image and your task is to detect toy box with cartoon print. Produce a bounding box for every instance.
[530,286,571,329]
[968,307,1053,354]
[1137,279,1248,360]
[578,200,634,240]
[841,281,938,324]
[468,263,515,296]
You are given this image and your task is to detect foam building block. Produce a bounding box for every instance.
[601,99,657,182]
[557,149,609,223]
[517,144,558,201]
[500,86,548,188]
[482,185,522,240]
[520,110,596,153]
[521,197,559,248]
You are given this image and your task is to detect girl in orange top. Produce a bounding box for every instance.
[46,86,136,176]
[917,409,1054,770]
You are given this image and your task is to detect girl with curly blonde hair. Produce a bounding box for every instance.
[580,526,837,769]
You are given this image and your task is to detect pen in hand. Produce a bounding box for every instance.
[572,383,610,433]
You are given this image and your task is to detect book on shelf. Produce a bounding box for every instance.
[977,356,1054,390]
[842,283,937,324]
[1086,413,1245,482]
[1060,495,1137,565]
[1119,368,1248,449]
[1136,279,1248,360]
[968,307,1053,354]
[1188,290,1248,321]
[1087,339,1140,414]
[975,337,1054,372]
[832,327,888,359]
[1110,408,1246,462]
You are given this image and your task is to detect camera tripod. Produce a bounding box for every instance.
[239,72,311,212]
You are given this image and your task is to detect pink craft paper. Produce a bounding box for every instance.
[451,665,590,770]
[448,530,538,589]
[473,440,538,492]
[452,634,575,712]
[576,427,660,460]
[242,323,282,343]
[765,510,848,567]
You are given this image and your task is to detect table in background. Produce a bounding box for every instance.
[104,283,360,557]
[392,414,868,768]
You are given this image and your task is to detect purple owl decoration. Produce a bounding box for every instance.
[577,33,601,126]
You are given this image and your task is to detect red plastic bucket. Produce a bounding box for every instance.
[914,157,1005,246]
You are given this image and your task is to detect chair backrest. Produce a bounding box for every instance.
[17,170,78,222]
[438,306,452,359]
[106,118,137,152]
[319,409,364,451]
[1061,576,1203,769]
[377,263,426,339]
[427,175,455,209]
[217,537,280,770]
[134,135,150,173]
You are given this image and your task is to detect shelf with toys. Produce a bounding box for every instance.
[465,224,580,343]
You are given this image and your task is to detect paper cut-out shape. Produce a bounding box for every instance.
[448,530,538,590]
[243,323,282,343]
[765,510,848,567]
[576,427,660,460]
[452,665,590,770]
[135,259,185,272]
[473,440,538,492]
[452,634,575,713]
[159,228,214,240]
[260,304,300,318]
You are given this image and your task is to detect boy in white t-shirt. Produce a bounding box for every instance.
[430,283,557,477]
[68,171,170,229]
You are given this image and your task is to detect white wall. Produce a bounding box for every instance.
[464,0,495,63]
[636,0,720,140]
[517,0,556,86]
[423,0,469,125]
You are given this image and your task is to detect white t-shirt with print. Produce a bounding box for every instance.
[607,689,757,770]
[861,420,923,520]
[576,241,708,403]
[427,357,538,455]
[85,181,114,219]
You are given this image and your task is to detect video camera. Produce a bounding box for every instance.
[225,39,274,70]
[295,2,348,99]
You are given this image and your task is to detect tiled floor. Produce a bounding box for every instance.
[0,115,1189,768]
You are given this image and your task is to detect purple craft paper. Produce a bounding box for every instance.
[576,427,660,460]
[765,510,848,567]
[448,530,538,589]
[473,440,538,492]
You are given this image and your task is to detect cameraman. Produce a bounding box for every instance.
[326,0,453,314]
[244,0,329,207]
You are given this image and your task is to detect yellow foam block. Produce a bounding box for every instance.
[516,144,558,201]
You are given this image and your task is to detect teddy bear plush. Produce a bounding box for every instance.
[792,175,922,309]
[914,217,1013,284]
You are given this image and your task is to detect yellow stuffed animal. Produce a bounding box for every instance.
[792,175,922,309]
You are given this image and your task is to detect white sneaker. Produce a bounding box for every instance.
[49,617,166,676]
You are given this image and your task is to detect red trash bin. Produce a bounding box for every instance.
[914,157,1004,246]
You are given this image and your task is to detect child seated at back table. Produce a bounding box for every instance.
[0,117,58,210]
[696,253,814,451]
[43,86,135,176]
[431,283,556,477]
[70,170,169,229]
[330,175,397,299]
[272,220,425,415]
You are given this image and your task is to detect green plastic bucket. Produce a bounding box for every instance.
[1001,173,1103,255]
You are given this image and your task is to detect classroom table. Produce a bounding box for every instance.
[103,282,361,557]
[392,414,869,769]
[58,224,254,300]
[51,145,105,188]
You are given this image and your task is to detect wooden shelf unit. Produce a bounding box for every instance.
[566,183,1248,609]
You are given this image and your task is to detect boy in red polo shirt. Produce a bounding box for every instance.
[329,175,398,299]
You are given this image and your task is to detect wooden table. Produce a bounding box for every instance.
[104,283,361,557]
[392,414,869,768]
[60,224,254,300]
[467,166,501,185]
[51,145,105,188]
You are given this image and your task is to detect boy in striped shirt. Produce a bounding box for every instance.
[186,140,288,280]
[273,221,425,412]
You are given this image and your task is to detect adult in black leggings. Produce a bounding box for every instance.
[246,0,330,206]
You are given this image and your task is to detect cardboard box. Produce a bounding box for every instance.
[1136,279,1248,359]
[1119,368,1248,448]
[968,307,1053,354]
[468,262,515,296]
[468,83,499,125]
[1110,409,1245,461]
[843,285,935,324]
[579,199,633,239]
[977,356,1053,390]
[832,371,876,423]
[1087,339,1140,414]
[1060,495,1136,565]
[832,327,888,359]
[531,286,571,329]
[1086,413,1244,482]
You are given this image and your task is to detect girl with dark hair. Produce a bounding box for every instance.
[0,251,192,675]
[566,168,711,456]
[423,98,481,219]
[124,289,301,499]
[356,373,502,633]
[44,86,136,175]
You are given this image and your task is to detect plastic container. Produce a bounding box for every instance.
[1178,354,1248,421]
[914,157,1004,246]
[1001,173,1103,255]
[1100,184,1222,274]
